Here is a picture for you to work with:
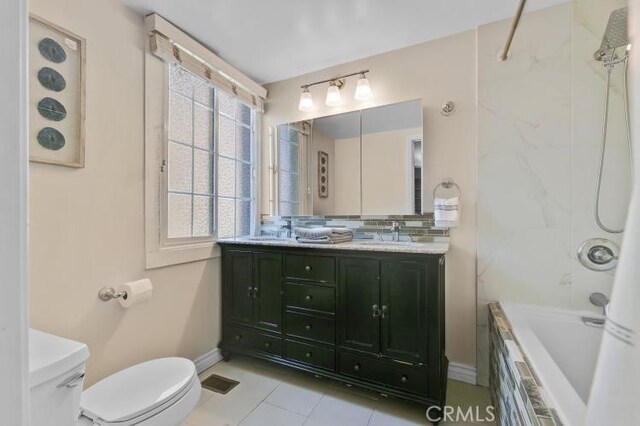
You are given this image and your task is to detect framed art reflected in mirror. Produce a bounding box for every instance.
[318,151,329,199]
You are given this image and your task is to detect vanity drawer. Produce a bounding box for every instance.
[285,254,336,283]
[225,325,253,348]
[285,340,335,371]
[338,351,387,384]
[285,283,335,314]
[250,333,282,357]
[224,326,282,357]
[285,311,335,344]
[387,363,429,394]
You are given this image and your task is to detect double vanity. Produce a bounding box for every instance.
[219,98,450,411]
[218,237,449,411]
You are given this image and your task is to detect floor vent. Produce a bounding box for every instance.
[201,373,240,395]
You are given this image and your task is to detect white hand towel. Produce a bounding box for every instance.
[434,197,460,228]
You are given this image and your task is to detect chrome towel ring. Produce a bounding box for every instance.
[433,178,461,199]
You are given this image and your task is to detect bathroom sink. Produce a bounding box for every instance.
[355,240,424,246]
[247,236,292,242]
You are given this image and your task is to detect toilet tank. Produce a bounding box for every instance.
[29,329,90,426]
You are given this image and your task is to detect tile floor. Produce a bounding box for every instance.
[183,357,495,426]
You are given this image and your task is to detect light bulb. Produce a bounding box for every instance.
[325,82,342,107]
[354,74,372,100]
[298,87,313,112]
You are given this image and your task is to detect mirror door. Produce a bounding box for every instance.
[361,100,423,215]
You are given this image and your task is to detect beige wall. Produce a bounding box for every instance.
[262,32,478,368]
[29,0,219,386]
[333,136,362,215]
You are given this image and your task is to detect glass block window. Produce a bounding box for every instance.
[167,63,255,240]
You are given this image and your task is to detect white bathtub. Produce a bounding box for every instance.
[501,303,604,426]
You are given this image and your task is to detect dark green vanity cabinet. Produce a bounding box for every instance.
[219,243,448,411]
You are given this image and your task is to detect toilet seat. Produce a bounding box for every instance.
[80,357,198,425]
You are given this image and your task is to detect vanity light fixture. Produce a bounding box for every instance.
[297,70,372,111]
[325,81,342,107]
[354,73,372,100]
[298,87,314,112]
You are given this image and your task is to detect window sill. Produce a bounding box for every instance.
[146,242,221,269]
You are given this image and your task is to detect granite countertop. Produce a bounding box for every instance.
[217,237,449,254]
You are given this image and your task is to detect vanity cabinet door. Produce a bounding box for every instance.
[380,259,428,363]
[338,258,380,354]
[253,252,283,333]
[224,250,254,326]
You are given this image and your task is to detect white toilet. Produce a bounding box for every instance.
[29,329,201,426]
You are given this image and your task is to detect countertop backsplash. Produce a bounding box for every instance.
[261,214,449,241]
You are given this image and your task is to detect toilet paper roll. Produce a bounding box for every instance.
[117,279,153,308]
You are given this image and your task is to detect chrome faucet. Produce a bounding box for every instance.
[582,292,610,327]
[590,292,610,316]
[278,220,292,238]
[389,221,401,242]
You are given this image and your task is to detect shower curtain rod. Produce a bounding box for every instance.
[498,0,527,61]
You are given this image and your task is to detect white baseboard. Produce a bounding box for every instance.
[194,347,224,374]
[448,362,477,385]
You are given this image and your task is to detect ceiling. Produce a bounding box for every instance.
[123,0,569,84]
[314,100,423,140]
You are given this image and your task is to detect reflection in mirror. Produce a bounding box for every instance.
[270,99,423,217]
[312,110,361,215]
[361,100,423,215]
[275,122,310,215]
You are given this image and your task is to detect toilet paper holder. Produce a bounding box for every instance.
[98,286,128,302]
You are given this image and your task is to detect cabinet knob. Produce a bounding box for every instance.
[305,324,312,331]
[264,342,271,348]
[372,304,381,318]
[400,375,408,383]
[305,295,313,301]
[305,351,313,358]
[247,287,253,297]
[354,363,361,372]
[234,334,242,340]
[305,265,312,272]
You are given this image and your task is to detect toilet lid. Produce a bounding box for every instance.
[80,357,197,423]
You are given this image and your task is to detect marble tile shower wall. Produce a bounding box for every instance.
[260,214,449,240]
[476,0,628,386]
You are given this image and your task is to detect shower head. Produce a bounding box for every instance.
[594,7,629,61]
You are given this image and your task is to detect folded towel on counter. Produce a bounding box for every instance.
[294,227,353,244]
[434,197,460,228]
[296,234,354,244]
[294,227,353,238]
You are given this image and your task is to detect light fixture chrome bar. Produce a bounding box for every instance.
[498,0,527,61]
[301,70,370,89]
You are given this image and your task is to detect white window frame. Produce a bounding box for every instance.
[144,39,262,269]
[161,64,216,247]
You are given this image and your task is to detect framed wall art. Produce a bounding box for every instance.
[29,15,86,168]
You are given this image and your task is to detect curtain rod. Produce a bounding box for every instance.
[498,0,527,61]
